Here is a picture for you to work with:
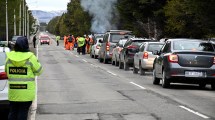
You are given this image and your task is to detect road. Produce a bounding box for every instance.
[1,32,215,120]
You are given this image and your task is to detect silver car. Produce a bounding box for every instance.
[133,42,164,75]
[0,47,10,109]
[90,36,103,59]
[111,38,128,66]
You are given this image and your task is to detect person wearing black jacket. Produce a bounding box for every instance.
[33,35,37,48]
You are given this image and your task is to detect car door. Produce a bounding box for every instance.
[156,41,171,77]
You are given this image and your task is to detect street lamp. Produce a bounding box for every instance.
[6,0,8,44]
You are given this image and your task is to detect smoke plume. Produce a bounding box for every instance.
[80,0,118,33]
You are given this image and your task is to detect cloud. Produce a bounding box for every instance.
[26,0,70,11]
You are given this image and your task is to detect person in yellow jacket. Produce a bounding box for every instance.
[77,36,86,55]
[5,37,43,120]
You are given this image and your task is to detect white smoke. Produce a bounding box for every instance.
[80,0,118,33]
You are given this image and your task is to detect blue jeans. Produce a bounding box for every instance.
[8,101,32,120]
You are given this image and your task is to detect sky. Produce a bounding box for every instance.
[26,0,70,11]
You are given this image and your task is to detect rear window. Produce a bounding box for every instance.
[110,33,132,43]
[131,40,145,46]
[147,44,164,52]
[173,41,214,52]
[0,53,6,66]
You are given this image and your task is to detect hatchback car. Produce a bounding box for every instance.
[90,36,103,59]
[111,38,128,66]
[133,42,164,75]
[40,35,50,45]
[119,38,152,70]
[153,39,215,89]
[0,47,10,109]
[98,30,133,64]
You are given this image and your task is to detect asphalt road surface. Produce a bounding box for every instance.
[1,32,215,120]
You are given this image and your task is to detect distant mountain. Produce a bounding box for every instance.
[31,10,66,23]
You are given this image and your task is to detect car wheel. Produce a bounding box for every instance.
[111,58,115,65]
[153,69,160,85]
[211,82,215,90]
[199,82,206,89]
[123,57,129,71]
[133,65,138,74]
[98,56,103,63]
[103,53,109,64]
[139,63,145,75]
[162,71,170,88]
[115,56,119,66]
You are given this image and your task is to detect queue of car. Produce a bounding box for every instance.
[0,46,10,110]
[90,30,215,90]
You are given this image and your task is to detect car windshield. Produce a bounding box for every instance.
[110,33,132,43]
[40,37,49,40]
[0,53,6,66]
[147,44,164,52]
[173,41,214,52]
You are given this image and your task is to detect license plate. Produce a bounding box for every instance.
[185,71,205,77]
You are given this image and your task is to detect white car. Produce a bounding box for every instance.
[90,36,103,59]
[0,47,10,109]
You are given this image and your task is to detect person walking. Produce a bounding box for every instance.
[5,36,43,120]
[33,35,37,48]
[56,35,60,46]
[77,36,85,55]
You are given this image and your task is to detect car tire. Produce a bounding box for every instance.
[162,71,170,88]
[115,56,119,66]
[199,82,206,89]
[98,57,103,63]
[123,57,129,71]
[153,69,160,85]
[139,63,145,75]
[211,82,215,90]
[133,65,138,74]
[111,58,115,65]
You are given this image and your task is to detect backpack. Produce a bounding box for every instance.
[68,37,73,42]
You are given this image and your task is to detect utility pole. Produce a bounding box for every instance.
[14,9,17,35]
[6,0,9,44]
[23,0,25,36]
[25,5,27,36]
[27,10,30,40]
[19,0,22,35]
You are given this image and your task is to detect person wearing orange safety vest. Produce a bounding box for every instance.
[85,35,90,54]
[63,35,67,48]
[5,37,42,120]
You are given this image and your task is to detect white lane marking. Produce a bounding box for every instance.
[179,106,210,119]
[130,82,146,90]
[107,71,117,76]
[82,59,88,63]
[75,55,79,58]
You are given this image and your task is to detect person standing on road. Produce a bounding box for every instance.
[77,36,85,55]
[5,36,43,120]
[33,35,36,48]
[56,35,60,46]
